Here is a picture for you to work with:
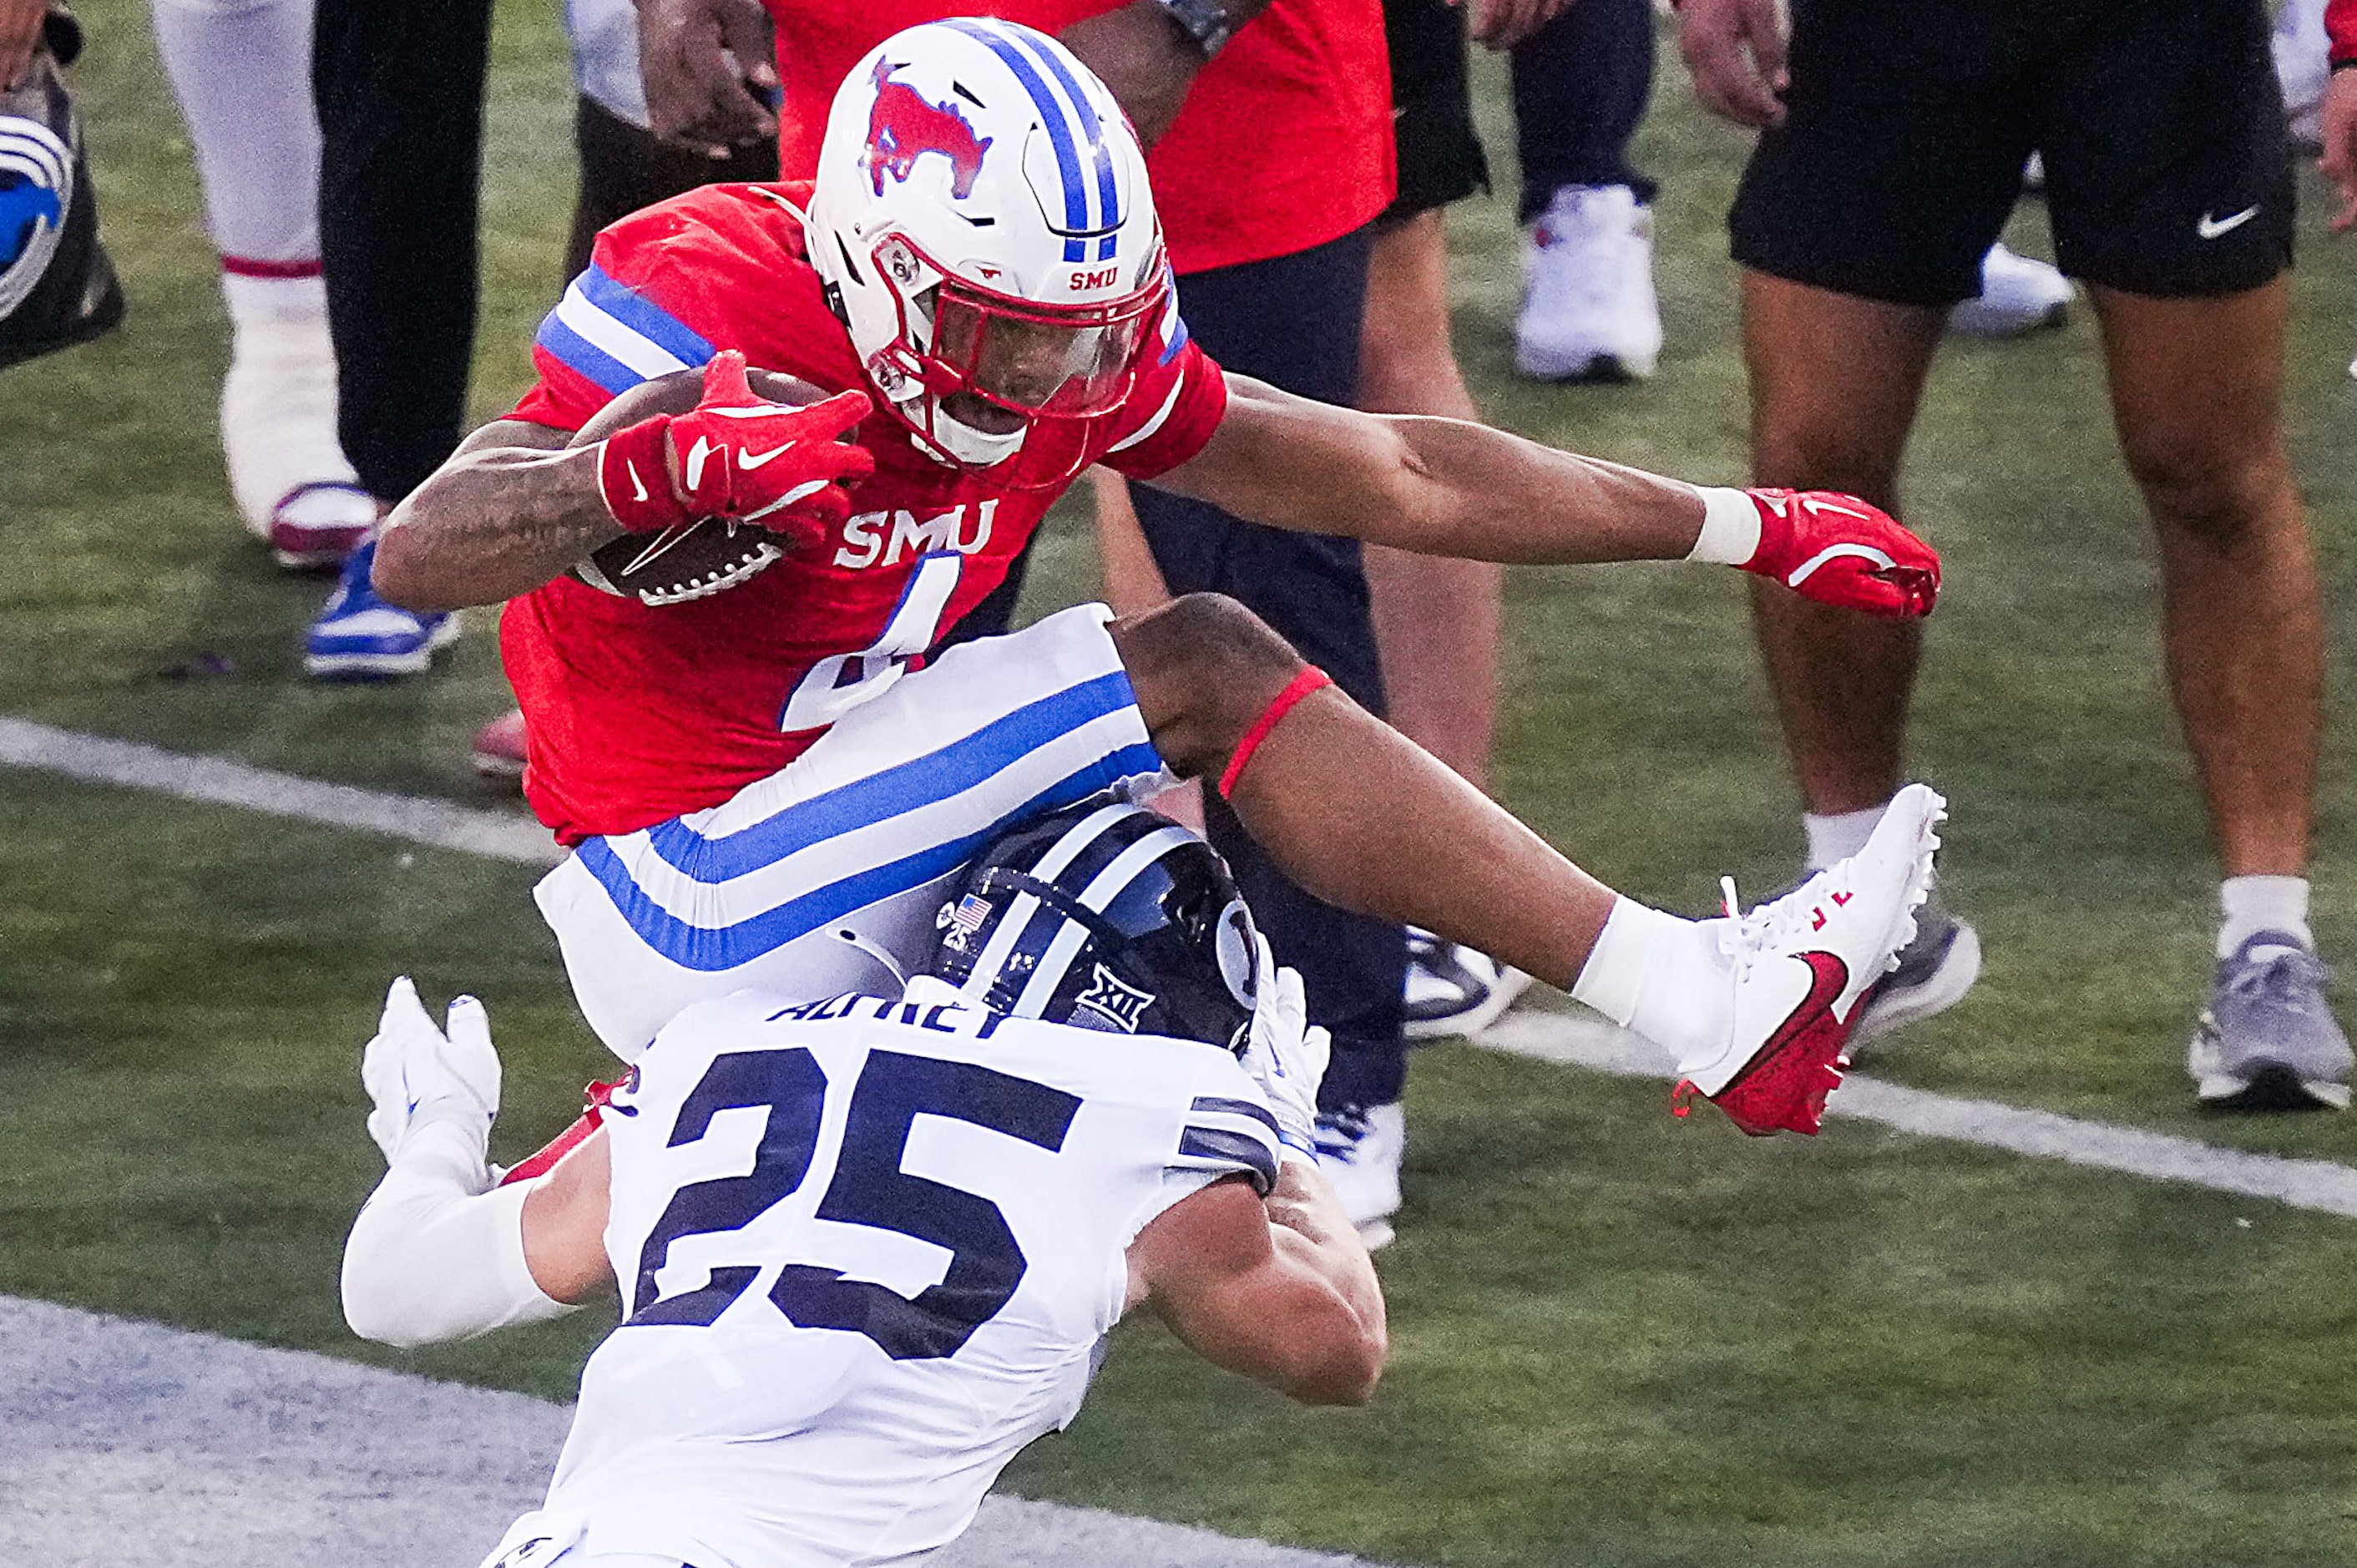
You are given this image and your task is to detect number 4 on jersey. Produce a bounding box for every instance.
[778,551,964,733]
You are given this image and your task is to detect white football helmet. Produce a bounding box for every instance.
[807,19,1169,477]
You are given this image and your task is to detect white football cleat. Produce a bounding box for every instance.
[1515,184,1662,382]
[1949,244,2073,339]
[1672,783,1945,1136]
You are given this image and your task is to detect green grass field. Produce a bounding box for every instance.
[9,3,2357,1562]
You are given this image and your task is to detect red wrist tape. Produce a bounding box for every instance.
[597,415,688,533]
[1217,666,1334,800]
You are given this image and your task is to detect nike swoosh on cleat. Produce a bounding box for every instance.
[625,461,649,503]
[685,436,716,493]
[2197,205,2259,240]
[737,443,792,470]
[1712,948,1852,1136]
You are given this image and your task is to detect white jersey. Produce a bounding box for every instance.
[492,982,1283,1568]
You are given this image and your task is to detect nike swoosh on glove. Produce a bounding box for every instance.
[1741,488,1940,618]
[597,350,876,545]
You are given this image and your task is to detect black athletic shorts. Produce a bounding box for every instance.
[1377,0,1490,225]
[1730,0,2295,305]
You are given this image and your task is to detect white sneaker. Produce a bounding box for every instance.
[1948,244,2073,339]
[1672,784,1945,1136]
[1404,928,1534,1040]
[1313,1102,1404,1250]
[1515,184,1662,382]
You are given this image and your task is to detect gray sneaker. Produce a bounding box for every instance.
[1847,890,1982,1050]
[2189,931,2354,1110]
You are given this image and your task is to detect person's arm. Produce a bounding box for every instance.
[1150,373,1940,616]
[2323,0,2357,231]
[1059,0,1270,149]
[1127,1164,1386,1404]
[341,980,613,1348]
[373,355,871,613]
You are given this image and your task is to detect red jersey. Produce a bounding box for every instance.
[506,182,1227,844]
[2332,0,2357,64]
[766,0,1393,276]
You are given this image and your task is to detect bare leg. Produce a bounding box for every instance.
[2092,281,2319,878]
[1358,211,1504,790]
[1742,271,1948,814]
[1118,595,1615,988]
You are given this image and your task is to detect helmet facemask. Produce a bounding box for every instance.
[861,230,1165,475]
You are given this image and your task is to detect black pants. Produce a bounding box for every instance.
[1128,227,1408,1114]
[1511,0,1656,220]
[311,0,492,503]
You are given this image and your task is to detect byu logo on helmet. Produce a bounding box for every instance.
[863,59,992,200]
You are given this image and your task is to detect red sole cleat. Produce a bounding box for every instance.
[1677,1001,1854,1136]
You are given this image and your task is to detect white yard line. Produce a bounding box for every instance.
[9,716,2354,1221]
[1474,1014,2357,1217]
[0,717,562,866]
[0,1296,1372,1568]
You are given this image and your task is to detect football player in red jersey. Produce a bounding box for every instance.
[377,21,1946,1136]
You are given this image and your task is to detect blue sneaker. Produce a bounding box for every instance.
[304,539,457,680]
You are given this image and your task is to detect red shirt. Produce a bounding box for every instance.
[508,182,1227,843]
[766,0,1394,276]
[2331,0,2356,65]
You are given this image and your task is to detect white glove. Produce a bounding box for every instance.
[1237,935,1329,1158]
[361,976,501,1166]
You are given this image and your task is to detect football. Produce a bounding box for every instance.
[569,366,837,606]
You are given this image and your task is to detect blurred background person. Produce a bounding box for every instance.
[1677,0,2344,1109]
[148,0,377,572]
[298,0,493,678]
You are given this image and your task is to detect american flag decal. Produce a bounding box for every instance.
[940,893,993,952]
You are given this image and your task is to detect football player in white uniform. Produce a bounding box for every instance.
[343,803,1383,1568]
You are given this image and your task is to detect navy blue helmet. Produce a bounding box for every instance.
[928,801,1261,1051]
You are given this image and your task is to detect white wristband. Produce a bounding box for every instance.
[1685,485,1762,567]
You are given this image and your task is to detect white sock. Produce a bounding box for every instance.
[1570,898,1729,1060]
[1803,802,1889,872]
[219,272,357,532]
[2218,875,2312,959]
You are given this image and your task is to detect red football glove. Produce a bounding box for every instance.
[1737,488,1940,618]
[596,351,876,542]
